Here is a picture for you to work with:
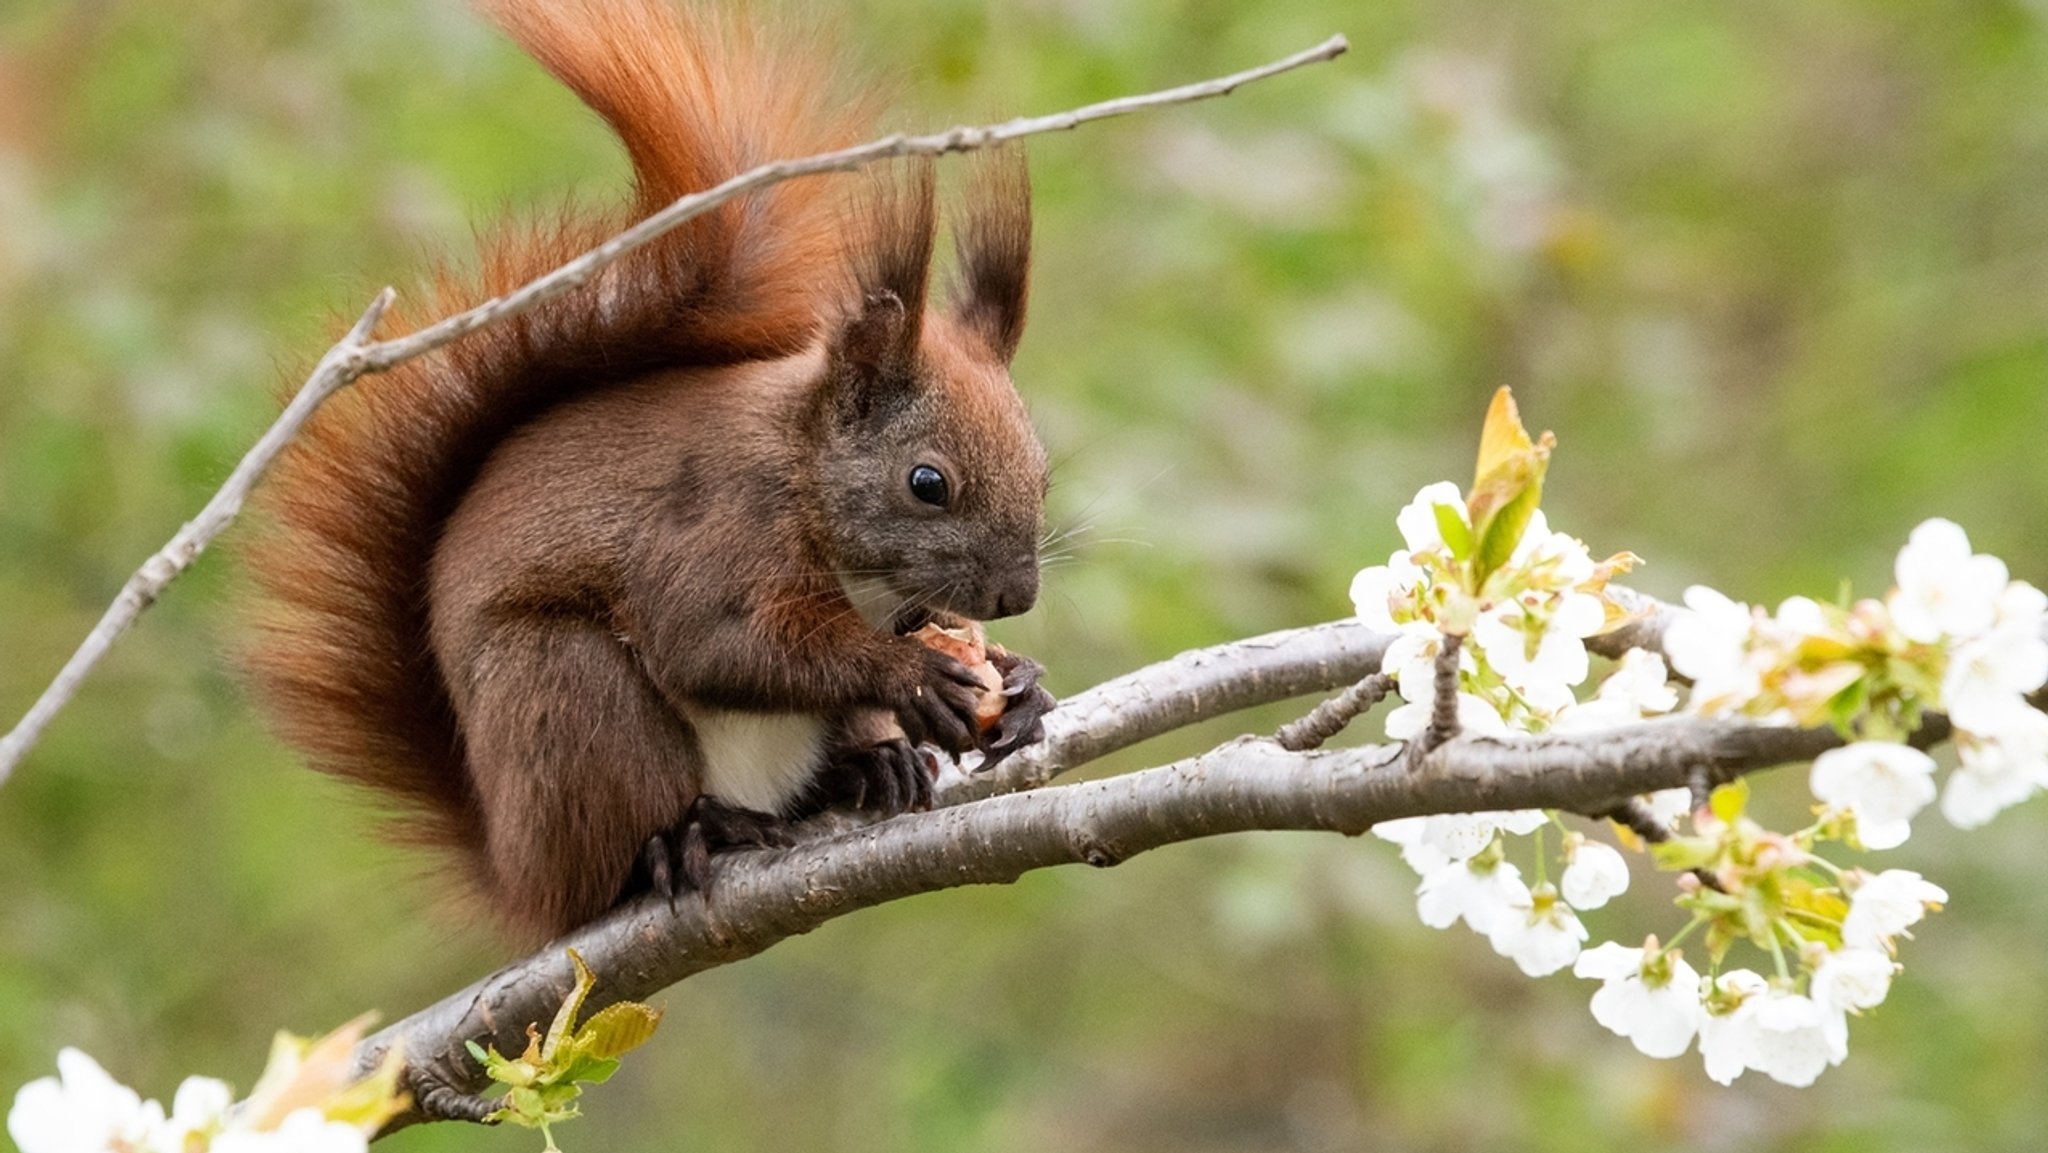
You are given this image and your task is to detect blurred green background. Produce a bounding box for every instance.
[5,0,2048,1150]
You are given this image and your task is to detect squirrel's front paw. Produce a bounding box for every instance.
[978,649,1055,770]
[889,647,988,754]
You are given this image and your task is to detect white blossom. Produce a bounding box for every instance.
[1573,942,1703,1059]
[1382,627,1475,703]
[1371,816,1454,874]
[1942,617,2048,734]
[1384,691,1509,742]
[1349,553,1424,632]
[1599,649,1679,715]
[1510,517,1598,586]
[8,1049,164,1153]
[1664,585,1761,711]
[1995,579,2048,632]
[1842,869,1947,950]
[1772,595,1831,638]
[1809,741,1937,850]
[1396,481,1469,553]
[1890,518,2009,643]
[1373,809,1544,866]
[1471,593,1604,694]
[1553,651,1679,733]
[1415,857,1530,935]
[1698,969,1768,1086]
[1641,788,1694,828]
[1516,677,1579,721]
[1547,697,1632,733]
[1486,884,1588,976]
[1943,708,2048,828]
[1505,507,1555,568]
[1744,989,1847,1087]
[1810,947,1896,1016]
[144,1077,233,1153]
[1559,839,1630,910]
[212,1109,367,1153]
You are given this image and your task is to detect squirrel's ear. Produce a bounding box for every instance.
[832,289,914,378]
[949,148,1031,365]
[832,160,938,376]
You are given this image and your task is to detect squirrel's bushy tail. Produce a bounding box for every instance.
[245,0,877,875]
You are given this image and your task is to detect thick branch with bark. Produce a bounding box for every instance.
[354,611,1911,1134]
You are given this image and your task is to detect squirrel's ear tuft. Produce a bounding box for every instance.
[833,160,938,375]
[949,148,1031,365]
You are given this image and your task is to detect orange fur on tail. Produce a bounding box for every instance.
[245,0,878,890]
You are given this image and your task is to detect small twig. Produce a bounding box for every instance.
[1688,764,1712,813]
[1275,672,1395,751]
[0,34,1351,788]
[1591,791,1724,893]
[1416,633,1465,755]
[1595,797,1670,845]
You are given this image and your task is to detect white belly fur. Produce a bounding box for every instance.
[679,704,828,815]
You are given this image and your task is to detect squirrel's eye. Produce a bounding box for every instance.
[908,463,950,507]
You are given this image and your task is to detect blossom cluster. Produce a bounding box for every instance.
[1570,857,1943,1088]
[1374,806,1645,977]
[1349,396,2040,1089]
[1368,783,1950,1085]
[1350,481,1663,739]
[1667,518,2048,840]
[7,1023,404,1153]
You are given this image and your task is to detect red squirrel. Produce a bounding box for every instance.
[246,0,1056,944]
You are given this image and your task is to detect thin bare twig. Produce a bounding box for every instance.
[0,33,1351,788]
[1274,672,1395,751]
[1418,633,1465,753]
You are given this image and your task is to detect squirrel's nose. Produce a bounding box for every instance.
[991,562,1039,619]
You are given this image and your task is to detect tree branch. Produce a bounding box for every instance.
[0,32,1351,789]
[353,610,1886,1135]
[955,604,1675,805]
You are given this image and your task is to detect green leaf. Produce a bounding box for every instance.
[554,1055,622,1086]
[1709,779,1749,824]
[1433,503,1474,560]
[574,1003,664,1061]
[1650,837,1716,871]
[466,948,666,1151]
[1462,387,1555,589]
[543,950,600,1062]
[1471,480,1542,586]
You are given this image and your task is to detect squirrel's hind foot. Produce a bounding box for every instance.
[640,796,795,904]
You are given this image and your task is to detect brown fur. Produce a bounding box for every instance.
[246,0,1046,943]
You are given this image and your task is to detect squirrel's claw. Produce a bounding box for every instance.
[978,650,1055,771]
[634,796,794,905]
[892,648,986,753]
[817,736,937,817]
[409,1067,499,1124]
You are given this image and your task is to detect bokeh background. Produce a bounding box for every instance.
[5,0,2048,1150]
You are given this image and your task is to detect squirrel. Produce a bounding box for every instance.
[245,0,1057,945]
